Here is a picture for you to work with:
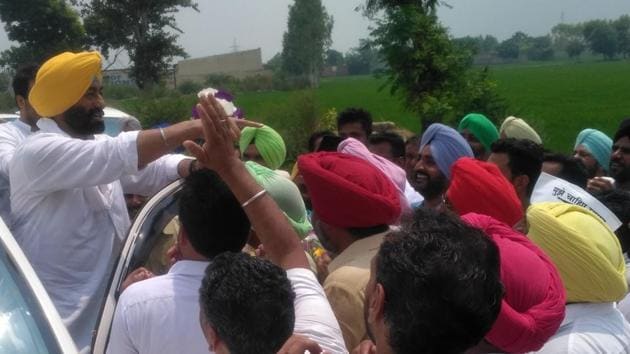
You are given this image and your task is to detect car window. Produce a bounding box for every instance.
[0,247,61,354]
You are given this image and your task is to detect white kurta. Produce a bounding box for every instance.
[9,118,186,352]
[531,302,630,354]
[0,119,32,228]
[107,264,347,354]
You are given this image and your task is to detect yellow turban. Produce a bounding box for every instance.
[527,202,627,303]
[29,51,103,117]
[500,116,543,145]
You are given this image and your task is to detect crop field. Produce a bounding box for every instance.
[237,60,630,153]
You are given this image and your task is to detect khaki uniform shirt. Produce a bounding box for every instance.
[323,232,387,350]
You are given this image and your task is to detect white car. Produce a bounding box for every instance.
[1,179,184,353]
[0,107,142,136]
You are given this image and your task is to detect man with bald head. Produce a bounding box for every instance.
[9,52,213,351]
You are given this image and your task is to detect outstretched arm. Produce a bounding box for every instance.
[183,95,309,270]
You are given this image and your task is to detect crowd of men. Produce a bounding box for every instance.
[1,50,630,354]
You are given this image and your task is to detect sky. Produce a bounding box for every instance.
[0,0,629,67]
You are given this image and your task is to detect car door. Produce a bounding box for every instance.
[91,179,184,354]
[0,218,78,354]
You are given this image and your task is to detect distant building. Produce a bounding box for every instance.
[175,48,269,86]
[102,69,134,86]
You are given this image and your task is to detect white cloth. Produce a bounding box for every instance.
[289,267,347,354]
[616,255,630,321]
[108,264,347,354]
[107,260,211,354]
[532,302,630,354]
[404,179,423,208]
[0,119,32,228]
[10,118,185,352]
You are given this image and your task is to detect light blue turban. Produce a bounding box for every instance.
[574,129,613,172]
[420,123,474,180]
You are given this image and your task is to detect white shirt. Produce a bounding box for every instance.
[107,260,211,354]
[0,119,32,228]
[532,302,630,354]
[10,118,185,352]
[107,265,347,354]
[404,179,423,208]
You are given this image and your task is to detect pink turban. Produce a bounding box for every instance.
[338,138,409,210]
[462,213,566,353]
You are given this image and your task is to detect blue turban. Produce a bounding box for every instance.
[574,129,613,172]
[420,123,474,180]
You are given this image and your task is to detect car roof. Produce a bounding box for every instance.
[103,107,135,119]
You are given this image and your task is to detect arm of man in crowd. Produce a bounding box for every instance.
[135,120,201,171]
[184,94,309,270]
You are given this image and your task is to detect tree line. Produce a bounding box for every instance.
[454,15,630,62]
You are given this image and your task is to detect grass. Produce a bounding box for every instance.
[234,60,630,153]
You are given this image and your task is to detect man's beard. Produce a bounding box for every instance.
[412,171,447,200]
[610,161,630,185]
[64,105,105,136]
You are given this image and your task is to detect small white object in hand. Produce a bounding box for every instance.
[197,88,238,117]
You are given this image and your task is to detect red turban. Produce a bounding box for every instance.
[447,157,523,227]
[462,213,566,353]
[298,152,401,228]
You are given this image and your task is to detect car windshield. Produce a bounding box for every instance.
[0,246,61,354]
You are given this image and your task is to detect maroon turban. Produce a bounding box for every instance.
[298,152,401,228]
[447,157,523,227]
[462,213,566,353]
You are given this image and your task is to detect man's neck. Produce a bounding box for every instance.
[18,117,38,132]
[423,194,445,210]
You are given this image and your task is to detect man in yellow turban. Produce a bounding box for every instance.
[9,51,250,351]
[500,116,543,145]
[527,202,630,353]
[239,125,287,170]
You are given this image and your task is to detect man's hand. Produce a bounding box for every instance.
[587,176,615,194]
[277,334,326,354]
[183,94,261,174]
[351,340,377,354]
[120,267,154,292]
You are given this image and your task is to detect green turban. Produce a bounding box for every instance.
[239,125,287,170]
[458,113,500,152]
[244,161,312,238]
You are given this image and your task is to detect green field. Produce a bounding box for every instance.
[236,60,630,153]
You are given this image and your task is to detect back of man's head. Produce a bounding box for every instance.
[595,189,630,254]
[12,63,39,100]
[337,108,373,135]
[375,209,503,354]
[369,132,405,160]
[491,138,544,196]
[543,153,589,189]
[199,252,296,354]
[179,169,250,259]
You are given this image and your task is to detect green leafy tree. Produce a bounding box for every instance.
[583,20,618,59]
[345,39,381,75]
[0,0,86,69]
[527,36,554,61]
[566,40,585,59]
[613,15,630,58]
[281,0,333,87]
[496,39,520,60]
[264,53,283,72]
[551,23,584,52]
[81,0,198,89]
[325,49,345,67]
[366,2,506,123]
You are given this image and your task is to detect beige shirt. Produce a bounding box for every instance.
[324,232,387,351]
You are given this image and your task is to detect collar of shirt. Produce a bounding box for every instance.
[36,118,71,137]
[11,119,33,133]
[328,230,389,273]
[168,259,211,277]
[562,302,617,327]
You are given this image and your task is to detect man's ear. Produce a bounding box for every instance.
[512,175,530,196]
[368,283,386,324]
[16,95,26,111]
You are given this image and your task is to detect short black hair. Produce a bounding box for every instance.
[12,63,39,101]
[543,152,589,189]
[595,189,630,254]
[337,107,373,136]
[199,252,295,354]
[369,132,405,158]
[614,118,630,142]
[491,138,544,196]
[307,130,335,152]
[178,169,250,258]
[376,209,502,354]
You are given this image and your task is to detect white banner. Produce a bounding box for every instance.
[531,172,622,231]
